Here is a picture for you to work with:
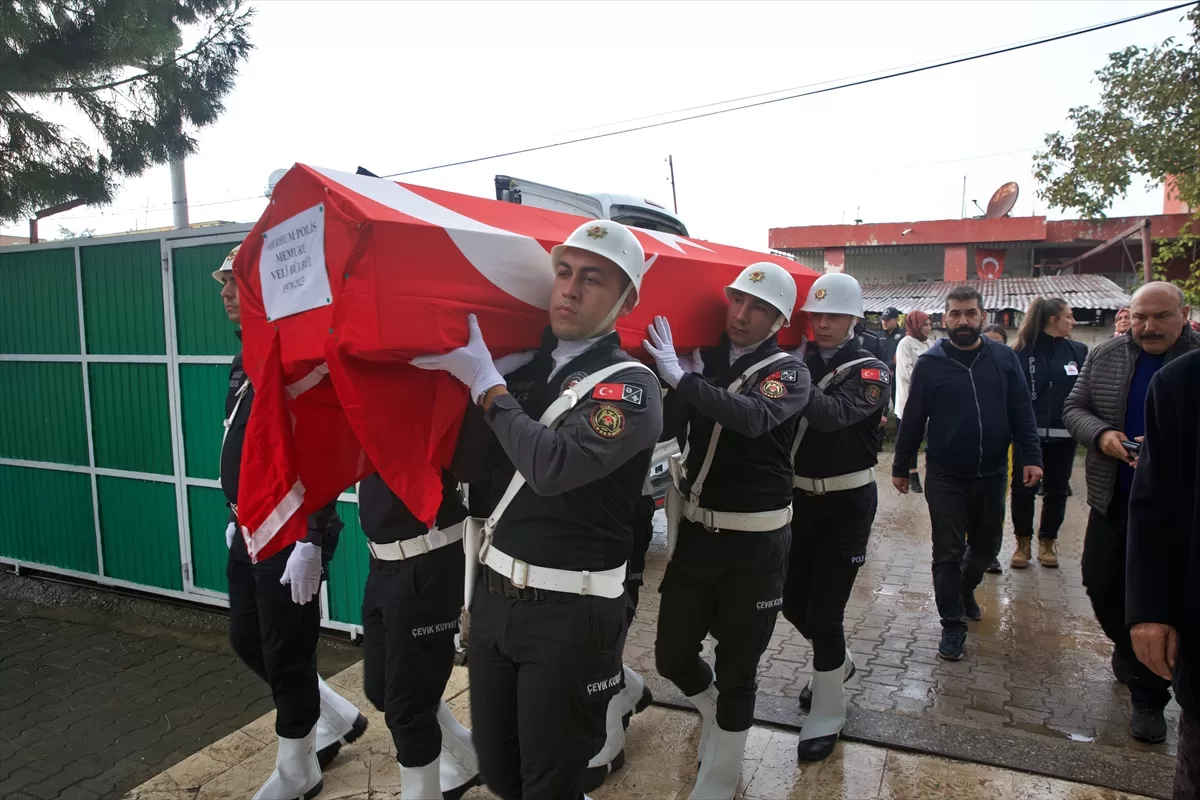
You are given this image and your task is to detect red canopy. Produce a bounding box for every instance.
[231,164,818,561]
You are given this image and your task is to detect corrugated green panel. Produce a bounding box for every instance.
[173,243,241,356]
[0,466,97,573]
[0,362,88,464]
[180,363,232,479]
[80,240,165,355]
[326,500,367,626]
[97,475,181,590]
[0,248,80,354]
[89,363,173,474]
[187,485,229,593]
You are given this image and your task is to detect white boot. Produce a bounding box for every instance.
[689,724,748,800]
[584,692,628,788]
[253,726,323,800]
[399,757,442,800]
[796,665,848,762]
[314,676,368,769]
[618,664,653,719]
[687,684,719,769]
[436,700,482,798]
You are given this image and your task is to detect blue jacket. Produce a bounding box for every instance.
[893,337,1042,479]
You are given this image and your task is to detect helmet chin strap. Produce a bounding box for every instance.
[584,283,634,340]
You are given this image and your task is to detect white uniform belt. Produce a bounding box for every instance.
[483,545,626,599]
[681,501,792,532]
[793,468,875,494]
[367,526,463,561]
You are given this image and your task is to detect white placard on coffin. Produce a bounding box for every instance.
[258,203,332,322]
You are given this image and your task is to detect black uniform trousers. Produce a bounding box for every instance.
[1081,488,1173,711]
[1010,438,1076,540]
[468,572,628,800]
[655,520,790,732]
[625,494,656,620]
[783,484,876,672]
[227,534,321,739]
[924,470,1007,633]
[362,544,464,768]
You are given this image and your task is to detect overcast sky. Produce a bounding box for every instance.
[9,0,1192,249]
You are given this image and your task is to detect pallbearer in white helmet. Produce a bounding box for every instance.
[213,246,369,800]
[414,219,663,799]
[782,272,891,762]
[644,262,811,799]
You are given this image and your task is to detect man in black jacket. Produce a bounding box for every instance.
[892,286,1043,662]
[1128,349,1200,796]
[214,247,366,800]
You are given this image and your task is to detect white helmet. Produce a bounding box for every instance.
[801,272,865,317]
[724,262,798,325]
[211,245,240,282]
[550,220,647,305]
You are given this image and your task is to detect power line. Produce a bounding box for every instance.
[381,1,1194,180]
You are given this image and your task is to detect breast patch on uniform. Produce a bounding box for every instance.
[591,383,645,406]
[561,370,589,391]
[590,404,625,438]
[759,377,787,398]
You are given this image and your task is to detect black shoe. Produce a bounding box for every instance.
[796,733,839,762]
[909,472,923,494]
[1130,706,1167,743]
[986,558,1002,574]
[798,659,857,711]
[1111,651,1134,685]
[938,630,966,661]
[444,773,485,800]
[962,590,982,621]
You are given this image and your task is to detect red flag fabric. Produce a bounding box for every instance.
[975,249,1005,280]
[231,164,819,561]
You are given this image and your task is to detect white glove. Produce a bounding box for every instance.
[493,348,537,376]
[280,541,322,605]
[643,316,685,388]
[677,347,704,375]
[411,314,505,402]
[225,522,236,549]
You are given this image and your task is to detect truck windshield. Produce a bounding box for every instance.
[609,205,688,237]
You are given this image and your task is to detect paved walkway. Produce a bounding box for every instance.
[624,464,1177,797]
[125,663,1150,800]
[0,574,360,800]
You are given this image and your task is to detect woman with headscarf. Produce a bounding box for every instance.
[894,309,932,492]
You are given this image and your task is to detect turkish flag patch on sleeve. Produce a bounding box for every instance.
[592,383,645,406]
[861,368,882,382]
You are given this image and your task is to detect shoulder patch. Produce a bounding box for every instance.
[769,368,801,385]
[864,383,883,405]
[759,376,787,398]
[591,383,645,406]
[861,367,890,385]
[590,404,625,438]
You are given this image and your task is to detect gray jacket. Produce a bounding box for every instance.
[1063,327,1200,514]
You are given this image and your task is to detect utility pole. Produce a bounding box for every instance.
[961,175,967,219]
[170,155,189,230]
[666,155,678,214]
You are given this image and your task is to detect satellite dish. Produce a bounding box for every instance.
[265,168,289,197]
[985,181,1019,219]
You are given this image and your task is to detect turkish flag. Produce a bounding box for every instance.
[975,249,1005,280]
[231,165,819,561]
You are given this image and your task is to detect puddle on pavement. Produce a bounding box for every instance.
[1008,721,1096,743]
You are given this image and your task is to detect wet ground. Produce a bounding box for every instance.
[126,663,1152,800]
[0,572,361,800]
[624,463,1178,797]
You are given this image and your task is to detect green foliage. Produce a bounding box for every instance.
[1034,6,1200,305]
[0,0,254,222]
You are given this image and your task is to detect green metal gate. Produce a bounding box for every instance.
[0,227,366,635]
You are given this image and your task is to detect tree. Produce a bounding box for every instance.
[56,224,95,239]
[1033,5,1200,304]
[0,0,254,222]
